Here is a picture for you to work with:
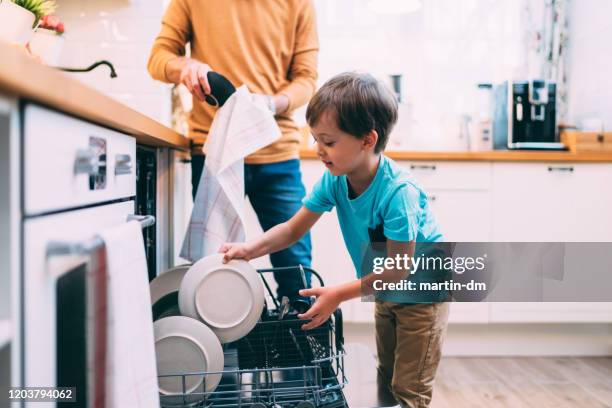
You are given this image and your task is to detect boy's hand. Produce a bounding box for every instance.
[297,287,343,330]
[218,242,253,263]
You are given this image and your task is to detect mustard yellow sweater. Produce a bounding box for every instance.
[148,0,319,163]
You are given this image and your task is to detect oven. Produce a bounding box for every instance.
[20,104,150,407]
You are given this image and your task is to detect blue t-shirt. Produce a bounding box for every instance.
[303,155,447,302]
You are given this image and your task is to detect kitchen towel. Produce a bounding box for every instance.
[180,86,281,262]
[90,243,108,408]
[100,220,160,408]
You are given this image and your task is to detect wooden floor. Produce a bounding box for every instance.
[430,357,612,408]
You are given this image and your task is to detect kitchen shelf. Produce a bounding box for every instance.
[0,319,11,349]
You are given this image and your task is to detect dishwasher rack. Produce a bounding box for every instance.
[158,266,348,408]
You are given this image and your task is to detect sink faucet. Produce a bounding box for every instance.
[57,60,118,78]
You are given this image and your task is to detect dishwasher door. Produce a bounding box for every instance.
[23,200,135,408]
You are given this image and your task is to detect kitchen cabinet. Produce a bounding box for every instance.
[0,96,20,395]
[301,158,612,324]
[490,162,612,323]
[400,161,492,324]
[1,47,189,403]
[490,302,612,323]
[424,191,492,241]
[491,163,612,241]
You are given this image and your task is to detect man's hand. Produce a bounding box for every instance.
[218,242,254,263]
[251,93,276,114]
[179,60,212,102]
[251,93,291,115]
[297,286,343,330]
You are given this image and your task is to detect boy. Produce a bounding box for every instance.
[220,72,450,408]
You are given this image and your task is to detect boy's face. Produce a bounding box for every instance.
[310,111,376,176]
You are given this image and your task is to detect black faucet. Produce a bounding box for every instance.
[57,60,118,78]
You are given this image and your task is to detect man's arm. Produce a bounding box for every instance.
[277,0,319,113]
[147,0,191,82]
[147,0,212,101]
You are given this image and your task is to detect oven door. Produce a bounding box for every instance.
[23,200,135,408]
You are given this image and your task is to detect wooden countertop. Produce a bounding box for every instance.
[0,42,189,150]
[300,148,612,162]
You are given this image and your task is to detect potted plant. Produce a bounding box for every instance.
[29,14,65,66]
[0,0,57,45]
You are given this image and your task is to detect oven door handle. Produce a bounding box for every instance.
[46,215,155,258]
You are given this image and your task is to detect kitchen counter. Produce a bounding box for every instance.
[0,42,189,150]
[300,148,612,162]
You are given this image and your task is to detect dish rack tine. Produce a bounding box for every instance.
[288,328,307,362]
[256,268,280,309]
[298,264,308,290]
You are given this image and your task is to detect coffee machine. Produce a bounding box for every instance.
[492,80,565,150]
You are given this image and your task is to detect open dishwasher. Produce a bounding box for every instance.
[158,266,348,408]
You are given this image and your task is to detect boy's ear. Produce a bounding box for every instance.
[363,130,378,151]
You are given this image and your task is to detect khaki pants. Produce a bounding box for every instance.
[375,301,450,408]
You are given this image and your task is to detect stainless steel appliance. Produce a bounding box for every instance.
[492,80,565,150]
[21,104,152,407]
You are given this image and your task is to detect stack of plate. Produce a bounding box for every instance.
[150,264,191,321]
[149,254,265,403]
[155,316,223,406]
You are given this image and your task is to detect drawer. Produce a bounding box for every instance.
[400,161,492,190]
[492,162,612,241]
[427,190,492,241]
[24,104,136,215]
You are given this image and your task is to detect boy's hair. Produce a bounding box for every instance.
[306,72,398,153]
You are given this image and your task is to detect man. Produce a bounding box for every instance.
[148,0,319,300]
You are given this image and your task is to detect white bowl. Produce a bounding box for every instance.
[178,254,264,343]
[154,316,224,405]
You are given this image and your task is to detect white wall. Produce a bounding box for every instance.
[567,0,612,130]
[310,0,526,151]
[56,0,171,125]
[311,0,612,148]
[51,0,612,139]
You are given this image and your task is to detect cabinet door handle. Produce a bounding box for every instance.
[548,166,574,173]
[74,148,100,176]
[411,164,437,171]
[428,195,437,202]
[115,154,133,175]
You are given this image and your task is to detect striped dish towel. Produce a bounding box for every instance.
[180,86,281,262]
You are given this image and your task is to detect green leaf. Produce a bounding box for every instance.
[11,0,57,23]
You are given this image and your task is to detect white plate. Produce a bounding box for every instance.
[150,264,191,305]
[178,254,264,343]
[154,316,224,405]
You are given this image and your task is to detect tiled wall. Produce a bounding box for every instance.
[567,0,612,130]
[56,0,171,125]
